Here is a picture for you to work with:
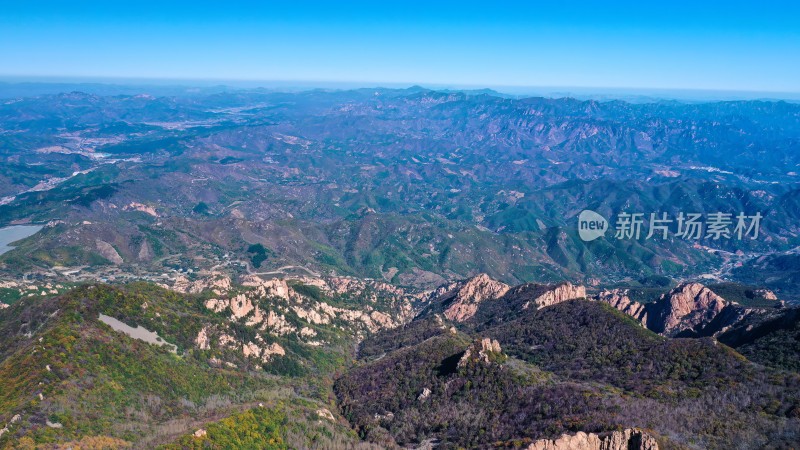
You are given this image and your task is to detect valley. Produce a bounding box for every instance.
[1,88,799,299]
[0,86,798,449]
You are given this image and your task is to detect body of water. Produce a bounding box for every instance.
[0,225,43,256]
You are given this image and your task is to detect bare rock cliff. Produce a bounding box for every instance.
[439,274,510,322]
[595,289,648,326]
[648,282,727,336]
[458,337,503,367]
[529,282,587,309]
[526,428,658,450]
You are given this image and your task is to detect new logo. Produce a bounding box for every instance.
[578,210,608,242]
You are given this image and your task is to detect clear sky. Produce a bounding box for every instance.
[1,0,799,93]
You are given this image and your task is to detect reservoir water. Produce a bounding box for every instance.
[0,225,43,256]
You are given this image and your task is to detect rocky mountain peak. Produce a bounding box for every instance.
[440,274,510,322]
[500,281,587,312]
[652,282,728,336]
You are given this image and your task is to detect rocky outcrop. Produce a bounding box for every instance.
[243,339,286,363]
[419,277,587,325]
[95,240,123,265]
[245,305,266,327]
[716,306,800,348]
[417,387,432,401]
[240,276,292,300]
[204,298,227,313]
[328,276,406,300]
[595,289,648,326]
[694,303,758,337]
[123,202,159,217]
[458,338,503,367]
[526,428,658,450]
[229,293,255,320]
[137,240,152,261]
[203,274,407,345]
[487,282,586,318]
[594,283,789,340]
[753,289,778,301]
[170,273,231,294]
[316,408,336,422]
[0,414,21,439]
[647,283,728,336]
[525,282,587,309]
[264,310,294,335]
[431,274,510,322]
[195,326,211,350]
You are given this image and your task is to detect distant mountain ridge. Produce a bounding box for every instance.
[1,88,799,298]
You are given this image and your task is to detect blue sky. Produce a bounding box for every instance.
[1,1,799,93]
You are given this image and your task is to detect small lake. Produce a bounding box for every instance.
[0,225,43,256]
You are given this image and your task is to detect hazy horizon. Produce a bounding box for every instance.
[3,76,800,103]
[2,0,798,95]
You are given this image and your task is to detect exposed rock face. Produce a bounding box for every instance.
[648,283,728,336]
[526,428,658,450]
[205,298,227,313]
[195,326,211,350]
[494,282,587,315]
[169,273,231,294]
[594,283,786,340]
[754,289,778,301]
[123,202,159,217]
[264,310,293,335]
[434,274,510,322]
[595,289,648,326]
[199,275,410,352]
[328,276,405,300]
[420,277,587,325]
[95,240,123,265]
[230,293,255,320]
[137,240,152,261]
[243,339,285,362]
[458,338,503,367]
[245,305,265,327]
[316,408,335,422]
[262,342,286,359]
[716,306,800,348]
[417,387,432,401]
[696,304,758,337]
[526,282,587,309]
[0,414,21,439]
[218,333,236,348]
[369,311,394,328]
[240,276,291,300]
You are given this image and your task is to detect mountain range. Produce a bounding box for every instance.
[0,270,798,448]
[1,88,799,297]
[1,87,799,449]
